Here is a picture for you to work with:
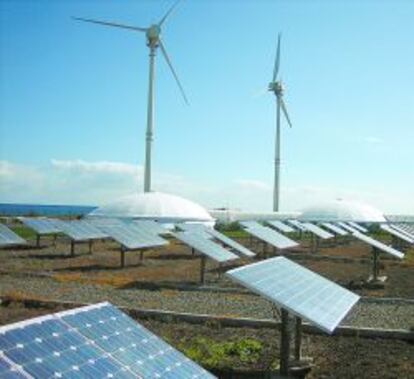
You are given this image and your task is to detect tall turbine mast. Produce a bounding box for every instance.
[268,33,292,212]
[73,0,188,193]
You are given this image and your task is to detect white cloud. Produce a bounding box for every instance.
[362,136,383,145]
[0,159,412,215]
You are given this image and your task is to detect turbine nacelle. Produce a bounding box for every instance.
[146,24,161,47]
[268,81,284,96]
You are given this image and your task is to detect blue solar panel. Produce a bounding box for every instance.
[19,218,61,235]
[0,355,28,378]
[0,303,216,379]
[0,224,26,247]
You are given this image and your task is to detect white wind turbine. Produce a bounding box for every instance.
[268,33,292,212]
[73,1,188,193]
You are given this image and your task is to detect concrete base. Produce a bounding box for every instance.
[365,275,387,289]
[289,359,314,378]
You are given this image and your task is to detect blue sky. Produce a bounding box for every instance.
[1,0,413,213]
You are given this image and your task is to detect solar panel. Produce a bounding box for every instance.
[131,220,168,236]
[97,223,168,250]
[266,220,295,233]
[380,224,414,244]
[226,257,359,334]
[287,219,307,231]
[0,302,216,379]
[177,223,214,240]
[389,224,414,239]
[347,221,368,233]
[19,217,61,235]
[52,220,109,241]
[241,223,298,250]
[320,222,349,236]
[0,355,29,378]
[336,222,360,234]
[239,220,263,229]
[301,222,334,240]
[173,232,239,262]
[0,224,26,247]
[205,229,256,258]
[353,231,404,259]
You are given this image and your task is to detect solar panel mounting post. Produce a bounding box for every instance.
[294,317,302,362]
[372,247,380,282]
[120,246,126,268]
[200,255,206,284]
[70,240,75,256]
[88,240,93,254]
[280,308,291,376]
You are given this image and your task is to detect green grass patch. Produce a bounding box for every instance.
[179,337,262,369]
[10,225,37,240]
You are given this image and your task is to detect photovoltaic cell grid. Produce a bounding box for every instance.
[177,224,213,240]
[347,222,368,233]
[19,218,61,235]
[0,355,29,378]
[131,220,168,236]
[301,222,334,240]
[226,257,360,334]
[266,220,295,233]
[396,223,414,237]
[0,224,26,247]
[336,222,360,234]
[353,231,404,259]
[390,224,414,239]
[0,302,215,379]
[320,222,349,236]
[52,220,109,242]
[173,232,239,263]
[380,224,414,244]
[241,222,298,250]
[97,223,169,250]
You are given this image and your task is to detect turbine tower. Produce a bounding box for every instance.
[73,1,188,193]
[268,33,292,212]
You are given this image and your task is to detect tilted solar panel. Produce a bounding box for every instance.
[347,221,368,233]
[0,355,29,378]
[226,257,360,334]
[132,220,168,236]
[396,223,414,237]
[320,222,349,236]
[380,224,414,244]
[266,220,295,233]
[19,218,61,235]
[97,223,168,250]
[206,229,255,257]
[336,222,360,234]
[0,302,216,379]
[173,232,239,263]
[353,231,404,259]
[301,222,334,240]
[389,224,414,239]
[242,223,298,250]
[287,220,307,231]
[239,221,262,229]
[177,224,214,240]
[53,220,109,241]
[0,224,26,247]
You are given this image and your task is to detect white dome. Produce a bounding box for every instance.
[299,199,386,223]
[88,192,214,223]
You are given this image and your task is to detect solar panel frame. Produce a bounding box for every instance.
[241,223,298,250]
[266,220,295,233]
[52,220,109,241]
[336,222,360,234]
[226,257,360,334]
[347,221,368,233]
[206,229,256,257]
[380,224,414,244]
[19,217,62,235]
[97,223,169,250]
[287,219,307,231]
[0,224,26,247]
[353,231,404,259]
[177,223,214,240]
[389,224,414,239]
[301,222,334,240]
[320,222,349,236]
[173,232,239,263]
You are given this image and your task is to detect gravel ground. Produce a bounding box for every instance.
[0,274,413,330]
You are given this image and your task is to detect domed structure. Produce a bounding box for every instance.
[299,199,386,223]
[88,192,214,223]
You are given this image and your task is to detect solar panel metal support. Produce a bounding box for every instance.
[120,246,126,268]
[280,308,291,376]
[200,255,206,284]
[140,250,144,261]
[88,240,93,254]
[192,247,195,256]
[372,247,380,282]
[36,234,40,248]
[294,316,302,361]
[70,240,75,256]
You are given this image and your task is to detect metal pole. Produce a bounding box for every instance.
[200,255,206,284]
[280,308,291,376]
[140,250,144,261]
[88,240,93,255]
[294,317,302,361]
[120,247,126,268]
[36,234,40,248]
[273,96,281,212]
[70,240,75,257]
[191,247,195,256]
[144,46,157,193]
[372,247,379,281]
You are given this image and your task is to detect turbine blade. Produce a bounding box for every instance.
[280,97,292,127]
[159,39,189,105]
[72,17,147,32]
[158,0,181,26]
[273,33,281,81]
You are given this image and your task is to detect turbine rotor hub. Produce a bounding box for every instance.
[146,24,161,47]
[268,81,284,95]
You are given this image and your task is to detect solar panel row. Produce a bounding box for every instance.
[52,220,108,242]
[301,222,334,240]
[390,224,414,239]
[353,231,404,259]
[131,220,168,236]
[347,221,368,233]
[0,302,216,379]
[286,220,307,232]
[320,222,349,236]
[19,218,61,235]
[266,220,295,233]
[380,224,414,244]
[0,224,26,247]
[336,222,360,234]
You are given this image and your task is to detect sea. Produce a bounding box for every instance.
[0,203,97,217]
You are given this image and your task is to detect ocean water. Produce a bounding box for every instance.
[0,203,97,217]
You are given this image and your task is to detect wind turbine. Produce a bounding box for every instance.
[268,33,292,212]
[73,1,188,193]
